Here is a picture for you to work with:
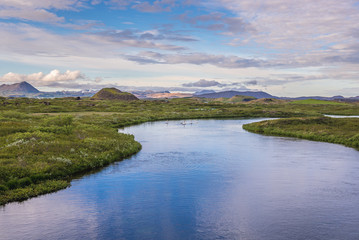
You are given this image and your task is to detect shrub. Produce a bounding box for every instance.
[0,111,29,119]
[30,174,47,183]
[18,177,33,188]
[0,184,8,193]
[6,179,19,190]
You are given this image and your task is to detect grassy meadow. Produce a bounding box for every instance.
[0,96,359,205]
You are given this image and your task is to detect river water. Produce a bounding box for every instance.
[1,119,359,240]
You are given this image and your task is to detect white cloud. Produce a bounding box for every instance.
[0,8,64,23]
[0,0,86,23]
[0,23,189,62]
[212,0,359,53]
[183,79,222,87]
[0,70,93,89]
[42,70,84,82]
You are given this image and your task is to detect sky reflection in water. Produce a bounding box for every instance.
[1,119,359,240]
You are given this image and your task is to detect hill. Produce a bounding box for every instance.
[197,95,257,103]
[0,81,40,97]
[196,90,276,99]
[91,88,138,100]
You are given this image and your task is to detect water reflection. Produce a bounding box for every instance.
[1,119,359,240]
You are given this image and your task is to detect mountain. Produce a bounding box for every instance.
[131,90,171,99]
[0,81,40,96]
[145,92,192,99]
[196,90,276,99]
[193,90,216,96]
[91,88,138,100]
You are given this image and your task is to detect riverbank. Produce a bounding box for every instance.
[0,112,141,205]
[243,117,359,150]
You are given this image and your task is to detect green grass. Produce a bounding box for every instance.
[243,117,359,150]
[290,99,347,105]
[197,95,257,103]
[0,112,141,205]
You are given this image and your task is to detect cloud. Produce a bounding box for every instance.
[0,0,86,23]
[182,79,260,90]
[213,0,359,52]
[98,27,197,45]
[42,70,84,82]
[177,12,254,35]
[237,74,334,89]
[1,0,359,97]
[0,70,83,83]
[0,23,191,62]
[0,70,102,90]
[0,8,64,23]
[105,0,134,10]
[91,0,102,5]
[132,1,172,13]
[243,80,258,86]
[124,51,267,68]
[107,0,178,12]
[182,79,222,87]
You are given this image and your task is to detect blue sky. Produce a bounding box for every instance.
[1,0,359,97]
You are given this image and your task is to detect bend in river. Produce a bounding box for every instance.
[1,119,359,240]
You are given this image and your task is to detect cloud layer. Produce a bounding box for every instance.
[0,0,358,96]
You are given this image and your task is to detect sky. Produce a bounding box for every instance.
[0,0,359,97]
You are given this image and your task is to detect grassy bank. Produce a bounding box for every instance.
[1,97,359,205]
[0,111,141,205]
[243,117,359,150]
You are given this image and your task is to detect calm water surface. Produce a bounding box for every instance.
[1,119,359,240]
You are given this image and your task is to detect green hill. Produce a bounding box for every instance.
[91,88,138,101]
[202,95,256,103]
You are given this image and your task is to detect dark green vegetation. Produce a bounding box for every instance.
[196,95,257,103]
[243,117,359,150]
[1,96,359,205]
[91,88,138,100]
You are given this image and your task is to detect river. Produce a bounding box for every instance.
[1,119,359,240]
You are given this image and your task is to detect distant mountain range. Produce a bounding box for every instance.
[195,90,277,99]
[193,90,216,96]
[0,81,358,101]
[0,81,96,98]
[195,90,359,101]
